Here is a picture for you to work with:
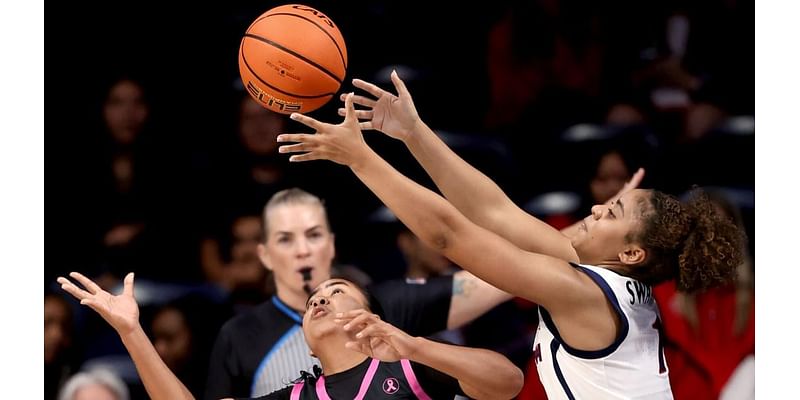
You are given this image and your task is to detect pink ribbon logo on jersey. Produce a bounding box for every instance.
[383,377,399,394]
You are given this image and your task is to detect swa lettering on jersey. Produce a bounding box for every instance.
[626,280,653,305]
[532,343,542,364]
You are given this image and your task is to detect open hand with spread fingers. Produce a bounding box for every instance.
[278,92,372,168]
[335,309,420,363]
[57,272,140,336]
[337,70,421,142]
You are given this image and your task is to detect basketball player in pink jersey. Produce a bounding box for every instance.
[58,272,523,399]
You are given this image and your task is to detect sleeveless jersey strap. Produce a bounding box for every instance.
[290,382,305,400]
[400,359,433,400]
[354,359,380,399]
[314,358,380,400]
[315,376,330,400]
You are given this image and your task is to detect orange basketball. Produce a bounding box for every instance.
[238,4,347,114]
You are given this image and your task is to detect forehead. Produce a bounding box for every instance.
[312,279,351,293]
[309,279,365,300]
[266,203,326,231]
[618,189,649,216]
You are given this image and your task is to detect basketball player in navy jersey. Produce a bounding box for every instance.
[276,74,745,399]
[57,272,524,399]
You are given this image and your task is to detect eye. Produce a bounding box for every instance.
[607,208,616,219]
[331,288,343,295]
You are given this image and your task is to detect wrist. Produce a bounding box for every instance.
[404,336,427,361]
[349,146,376,173]
[402,119,427,146]
[118,323,145,342]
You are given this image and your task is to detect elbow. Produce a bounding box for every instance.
[492,366,524,399]
[506,367,525,399]
[472,365,525,400]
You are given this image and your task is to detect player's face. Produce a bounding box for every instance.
[302,279,369,338]
[258,203,335,298]
[571,189,647,266]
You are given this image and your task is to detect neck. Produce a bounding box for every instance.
[314,336,369,375]
[275,285,309,313]
[405,263,429,279]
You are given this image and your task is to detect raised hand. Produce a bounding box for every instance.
[337,70,420,142]
[610,167,645,204]
[278,93,370,167]
[57,272,140,336]
[336,309,419,362]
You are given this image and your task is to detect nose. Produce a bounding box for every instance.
[295,238,311,257]
[312,297,328,307]
[590,205,604,220]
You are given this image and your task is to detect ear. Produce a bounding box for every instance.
[257,243,273,271]
[618,245,646,266]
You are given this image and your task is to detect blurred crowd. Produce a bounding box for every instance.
[47,0,753,399]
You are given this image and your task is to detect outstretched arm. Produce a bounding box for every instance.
[339,72,577,261]
[337,310,523,399]
[279,95,595,310]
[446,270,513,329]
[57,273,224,400]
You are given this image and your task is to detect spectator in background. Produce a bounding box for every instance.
[57,368,130,400]
[150,294,230,398]
[202,211,272,310]
[82,75,183,286]
[200,95,311,286]
[46,291,76,400]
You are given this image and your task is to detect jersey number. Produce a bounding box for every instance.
[652,316,667,374]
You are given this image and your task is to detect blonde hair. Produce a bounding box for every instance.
[262,188,331,237]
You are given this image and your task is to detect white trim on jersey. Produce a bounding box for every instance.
[532,263,673,400]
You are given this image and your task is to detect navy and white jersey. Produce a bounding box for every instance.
[532,263,673,400]
[206,277,454,399]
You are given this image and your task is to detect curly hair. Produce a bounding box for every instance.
[628,188,746,292]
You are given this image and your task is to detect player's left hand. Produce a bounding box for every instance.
[278,93,369,167]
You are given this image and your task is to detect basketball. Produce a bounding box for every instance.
[238,4,347,114]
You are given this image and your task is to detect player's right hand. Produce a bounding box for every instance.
[58,272,140,336]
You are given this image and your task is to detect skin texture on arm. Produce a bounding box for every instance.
[278,95,595,310]
[337,309,524,399]
[57,272,228,400]
[446,270,513,329]
[339,72,577,262]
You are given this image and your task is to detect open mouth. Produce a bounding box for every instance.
[312,307,328,319]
